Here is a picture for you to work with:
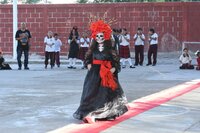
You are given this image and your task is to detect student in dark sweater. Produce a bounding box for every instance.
[0,49,11,70]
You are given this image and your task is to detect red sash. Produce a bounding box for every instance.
[93,60,117,91]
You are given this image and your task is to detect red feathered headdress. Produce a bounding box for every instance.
[90,20,112,41]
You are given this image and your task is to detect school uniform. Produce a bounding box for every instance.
[196,57,200,70]
[147,33,158,65]
[44,36,55,68]
[54,38,62,67]
[134,34,145,66]
[78,37,90,61]
[119,34,134,68]
[68,38,79,68]
[179,53,194,69]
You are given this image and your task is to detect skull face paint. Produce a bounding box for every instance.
[96,32,105,44]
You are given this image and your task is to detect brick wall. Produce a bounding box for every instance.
[0,2,200,55]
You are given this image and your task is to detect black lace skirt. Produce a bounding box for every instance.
[73,64,128,120]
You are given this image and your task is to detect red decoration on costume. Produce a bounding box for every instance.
[90,20,112,41]
[197,57,200,66]
[93,60,118,91]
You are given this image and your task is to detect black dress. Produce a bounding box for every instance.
[73,49,128,121]
[0,57,12,70]
[68,40,79,58]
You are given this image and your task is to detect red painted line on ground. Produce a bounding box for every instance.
[50,81,200,133]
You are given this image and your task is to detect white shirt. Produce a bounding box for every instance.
[54,39,62,52]
[80,37,90,47]
[119,34,130,46]
[149,33,158,45]
[134,34,145,46]
[179,54,192,64]
[44,36,55,52]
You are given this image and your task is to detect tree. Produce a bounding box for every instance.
[77,0,89,3]
[0,0,9,4]
[22,0,41,4]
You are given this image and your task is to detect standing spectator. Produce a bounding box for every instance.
[195,50,200,70]
[68,26,79,69]
[119,28,135,68]
[147,28,158,66]
[54,33,62,67]
[44,31,55,69]
[133,28,145,66]
[179,48,194,69]
[0,48,12,70]
[111,29,120,54]
[15,22,31,70]
[78,32,90,69]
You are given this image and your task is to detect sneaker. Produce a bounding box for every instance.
[24,67,29,70]
[146,63,152,66]
[68,66,73,69]
[122,66,126,69]
[130,65,135,68]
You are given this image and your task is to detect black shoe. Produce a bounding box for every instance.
[146,63,152,66]
[57,65,60,68]
[134,64,138,66]
[73,67,76,69]
[130,65,135,68]
[152,63,156,66]
[81,66,85,69]
[24,67,29,70]
[122,66,126,69]
[18,67,21,70]
[68,66,73,69]
[51,65,54,69]
[139,63,143,66]
[45,65,47,69]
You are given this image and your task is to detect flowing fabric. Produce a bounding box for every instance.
[73,50,128,121]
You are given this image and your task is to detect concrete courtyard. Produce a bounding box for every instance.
[0,53,199,133]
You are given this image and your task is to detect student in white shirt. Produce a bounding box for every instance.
[133,28,145,66]
[119,28,135,68]
[78,33,90,69]
[54,33,62,67]
[147,28,158,66]
[44,31,55,69]
[179,48,194,69]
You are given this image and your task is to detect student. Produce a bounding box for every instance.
[195,50,200,70]
[54,33,62,67]
[68,26,79,69]
[147,28,158,66]
[133,28,145,66]
[179,48,194,69]
[44,31,55,69]
[119,28,135,68]
[78,33,90,69]
[0,48,12,70]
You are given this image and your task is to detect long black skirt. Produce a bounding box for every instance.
[73,64,128,120]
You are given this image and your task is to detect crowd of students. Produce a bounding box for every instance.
[0,24,200,71]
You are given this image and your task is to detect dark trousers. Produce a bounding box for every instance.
[148,44,158,64]
[45,52,55,66]
[55,52,60,66]
[135,45,144,65]
[17,47,29,68]
[180,64,194,69]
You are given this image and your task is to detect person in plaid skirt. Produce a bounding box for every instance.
[78,32,90,69]
[119,28,135,68]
